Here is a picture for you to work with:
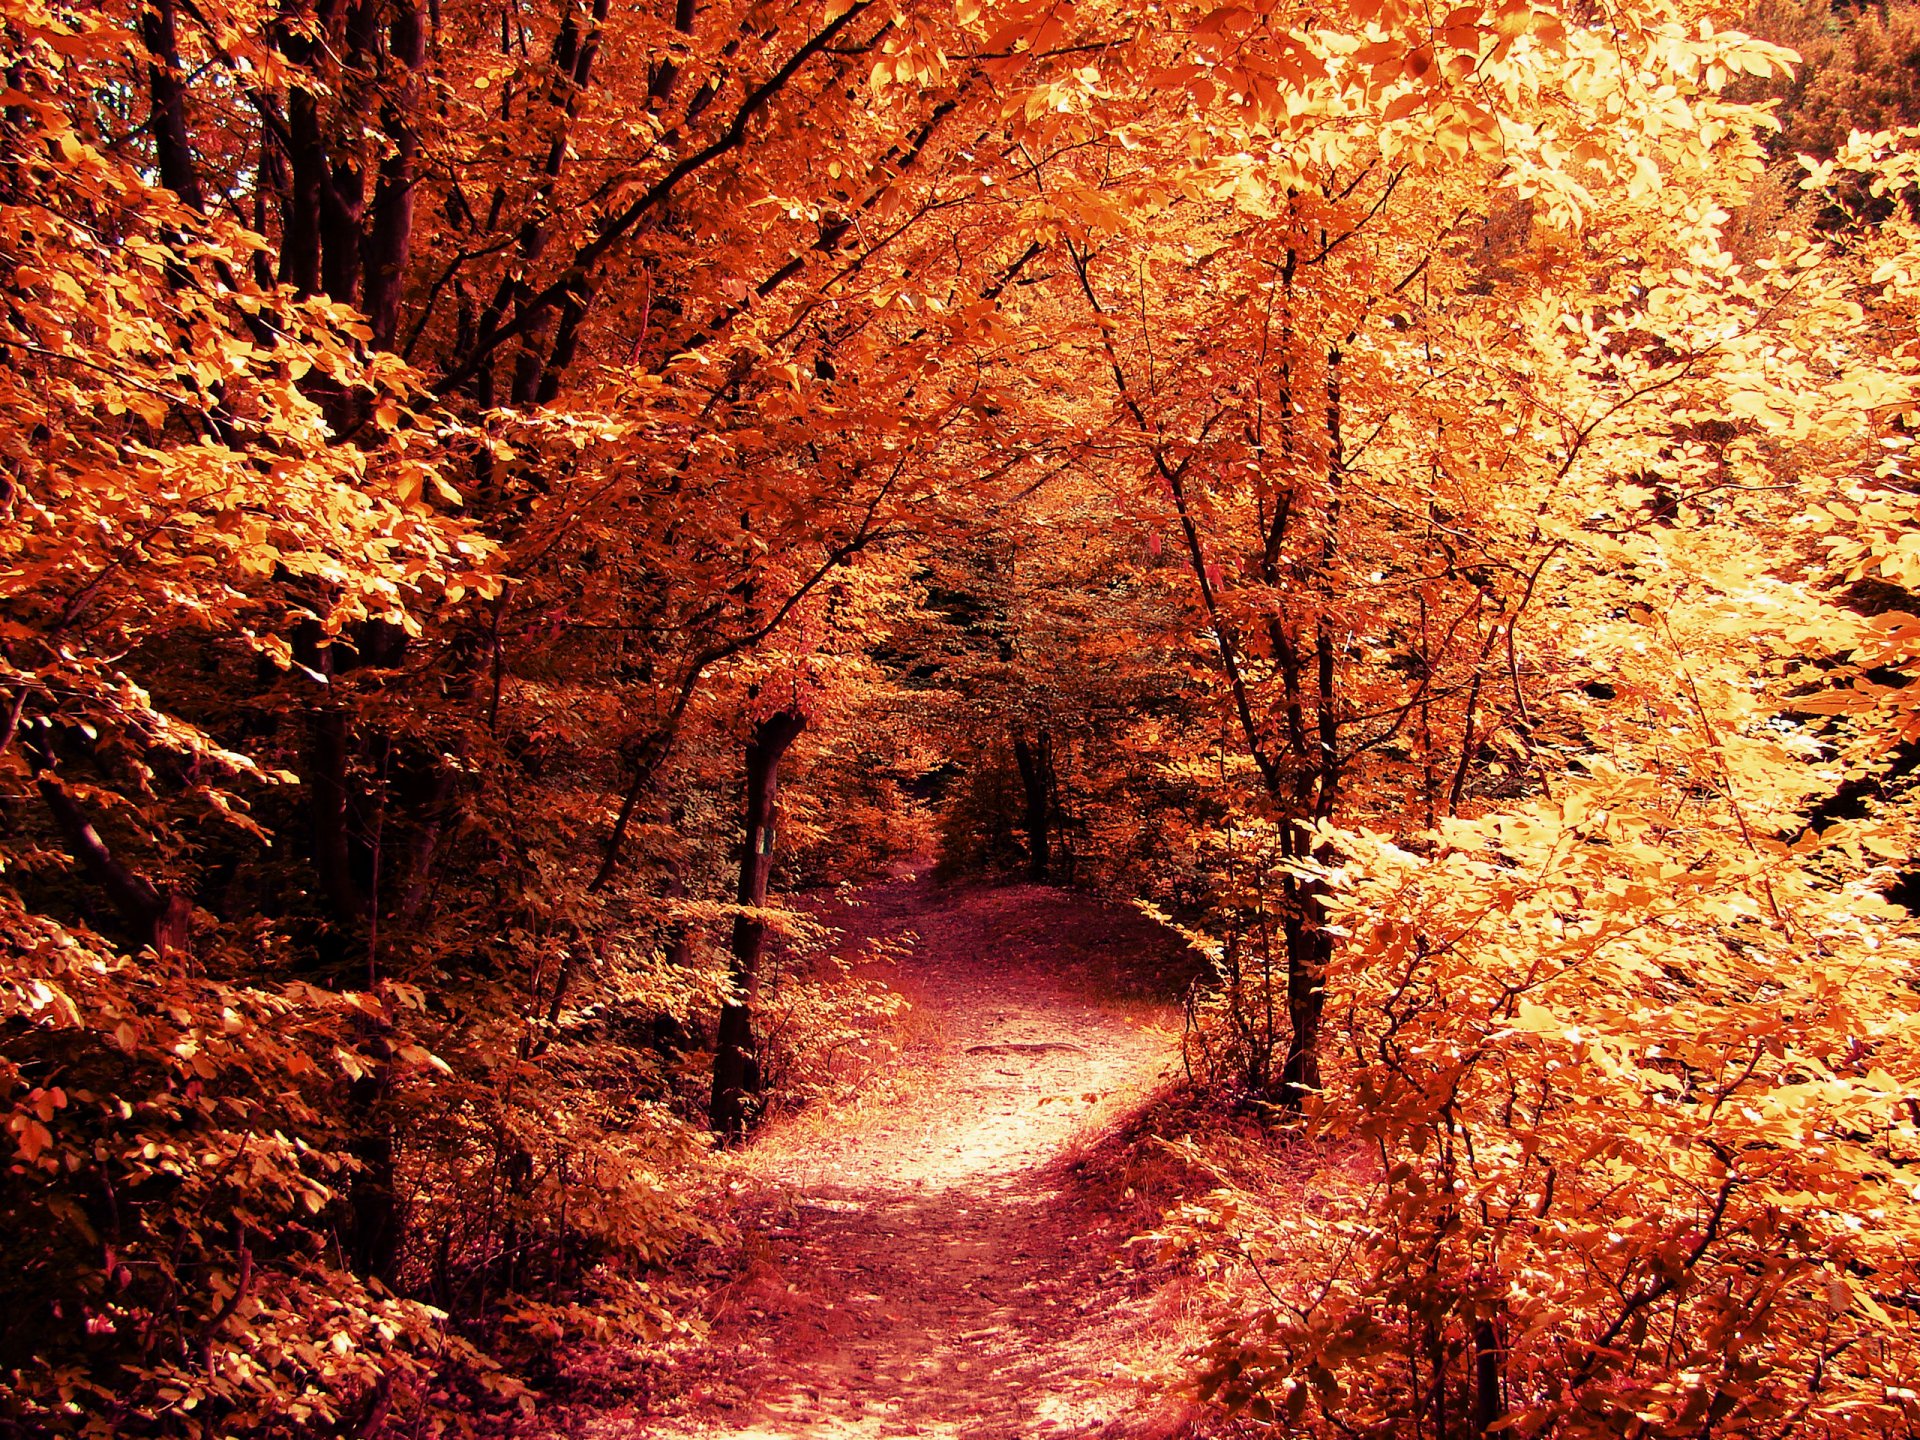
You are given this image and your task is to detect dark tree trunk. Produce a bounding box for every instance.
[1012,729,1052,883]
[709,706,806,1139]
[534,277,596,403]
[363,0,426,350]
[307,706,365,927]
[320,160,365,309]
[1472,1318,1504,1436]
[141,0,204,212]
[1278,889,1329,1101]
[345,1066,401,1284]
[279,82,326,294]
[393,755,458,928]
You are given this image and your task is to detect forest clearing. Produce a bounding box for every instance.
[10,0,1920,1431]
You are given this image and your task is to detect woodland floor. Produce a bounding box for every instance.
[570,876,1217,1440]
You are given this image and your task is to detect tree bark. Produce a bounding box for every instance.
[1277,897,1329,1099]
[1277,344,1347,1102]
[1472,1318,1504,1436]
[141,0,204,212]
[274,0,329,298]
[363,0,427,350]
[710,706,806,1138]
[345,1066,401,1284]
[307,705,365,927]
[1012,729,1052,883]
[393,754,458,928]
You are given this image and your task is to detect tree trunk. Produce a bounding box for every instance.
[1472,1318,1504,1436]
[345,1065,401,1284]
[307,706,364,927]
[363,0,426,351]
[1012,729,1052,883]
[278,72,326,295]
[1277,345,1346,1104]
[709,706,807,1138]
[141,0,204,212]
[1278,890,1329,1101]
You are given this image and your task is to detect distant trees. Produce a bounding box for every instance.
[1745,0,1920,159]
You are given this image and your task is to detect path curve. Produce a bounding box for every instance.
[597,878,1199,1440]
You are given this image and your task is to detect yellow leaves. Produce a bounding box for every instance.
[254,634,294,670]
[394,461,463,512]
[1510,999,1562,1034]
[1725,388,1784,423]
[394,1043,454,1077]
[1624,150,1663,202]
[1712,35,1798,83]
[1794,681,1880,719]
[870,32,951,92]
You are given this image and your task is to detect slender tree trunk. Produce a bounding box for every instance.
[1278,894,1329,1099]
[1276,341,1347,1105]
[1012,729,1052,883]
[307,706,364,926]
[710,706,807,1138]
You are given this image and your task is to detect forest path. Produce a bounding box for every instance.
[597,877,1200,1440]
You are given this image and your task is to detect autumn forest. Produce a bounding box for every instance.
[7,0,1920,1431]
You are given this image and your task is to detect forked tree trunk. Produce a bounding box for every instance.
[709,706,807,1138]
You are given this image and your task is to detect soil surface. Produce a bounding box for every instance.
[587,877,1203,1440]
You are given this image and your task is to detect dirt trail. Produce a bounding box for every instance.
[599,877,1199,1440]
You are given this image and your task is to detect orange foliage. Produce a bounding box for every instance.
[6,0,1920,1429]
